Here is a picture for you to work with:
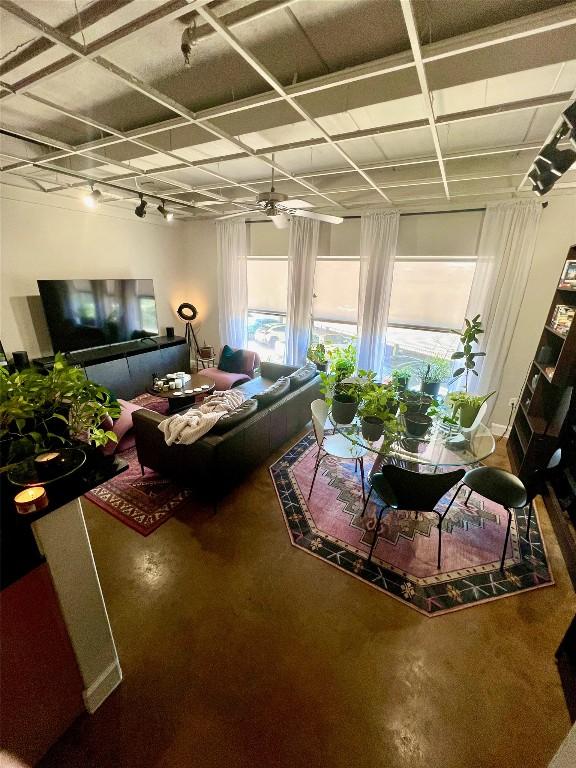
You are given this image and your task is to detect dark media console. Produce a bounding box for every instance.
[33,336,190,400]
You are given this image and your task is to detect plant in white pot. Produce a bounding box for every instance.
[448,391,495,429]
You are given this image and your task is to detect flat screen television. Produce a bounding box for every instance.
[38,279,159,353]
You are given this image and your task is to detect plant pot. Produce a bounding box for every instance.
[332,394,358,425]
[421,381,441,397]
[315,361,327,372]
[405,413,432,438]
[395,376,410,391]
[458,403,480,429]
[361,416,384,441]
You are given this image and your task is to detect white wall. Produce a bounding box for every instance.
[0,185,189,359]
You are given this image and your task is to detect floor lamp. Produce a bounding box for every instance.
[177,303,201,358]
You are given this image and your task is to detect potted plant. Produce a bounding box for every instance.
[319,343,357,414]
[0,354,120,473]
[307,342,328,372]
[357,379,403,445]
[448,391,495,428]
[391,365,412,391]
[404,412,432,438]
[416,357,452,397]
[400,390,433,415]
[451,315,485,391]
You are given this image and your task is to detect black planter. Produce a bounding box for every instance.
[361,416,384,441]
[395,376,410,391]
[315,361,328,372]
[421,381,441,397]
[401,392,432,415]
[405,413,432,438]
[332,394,358,425]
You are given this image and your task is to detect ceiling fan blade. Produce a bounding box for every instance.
[270,212,290,229]
[216,209,258,220]
[288,209,344,225]
[278,198,313,209]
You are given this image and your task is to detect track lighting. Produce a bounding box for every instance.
[135,193,147,218]
[530,98,576,196]
[562,102,576,150]
[83,186,102,208]
[181,17,197,66]
[157,200,173,221]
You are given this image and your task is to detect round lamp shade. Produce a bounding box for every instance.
[177,303,198,322]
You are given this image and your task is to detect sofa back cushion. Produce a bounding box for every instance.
[210,398,259,435]
[288,362,318,391]
[253,376,290,409]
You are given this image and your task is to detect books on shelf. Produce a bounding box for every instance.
[551,304,575,337]
[558,259,576,289]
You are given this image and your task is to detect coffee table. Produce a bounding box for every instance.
[147,373,215,413]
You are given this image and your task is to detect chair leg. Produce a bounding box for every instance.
[368,505,386,562]
[500,507,512,573]
[361,485,373,518]
[525,501,533,543]
[354,459,358,474]
[436,513,443,569]
[444,484,463,517]
[140,464,145,476]
[359,456,366,504]
[308,448,324,500]
[465,487,473,505]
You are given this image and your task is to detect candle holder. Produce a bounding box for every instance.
[14,486,48,515]
[34,451,61,479]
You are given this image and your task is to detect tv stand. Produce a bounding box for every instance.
[33,336,190,400]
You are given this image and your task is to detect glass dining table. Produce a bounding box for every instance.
[328,411,495,471]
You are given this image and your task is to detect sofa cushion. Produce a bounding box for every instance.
[288,362,317,391]
[253,376,290,409]
[202,368,251,391]
[218,345,249,373]
[101,398,143,455]
[209,398,259,435]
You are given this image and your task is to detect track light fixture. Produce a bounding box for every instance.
[83,185,102,208]
[181,16,197,66]
[562,101,576,151]
[157,200,174,221]
[135,193,147,218]
[530,98,576,196]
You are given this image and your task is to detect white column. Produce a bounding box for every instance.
[32,498,122,713]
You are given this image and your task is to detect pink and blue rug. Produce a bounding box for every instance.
[270,432,554,616]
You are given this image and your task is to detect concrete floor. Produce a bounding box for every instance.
[39,436,576,768]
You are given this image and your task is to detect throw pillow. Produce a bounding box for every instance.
[219,345,248,374]
[288,362,317,391]
[253,377,291,409]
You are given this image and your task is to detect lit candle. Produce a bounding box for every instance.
[14,486,48,515]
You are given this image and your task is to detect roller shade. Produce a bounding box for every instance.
[313,260,360,323]
[247,260,288,313]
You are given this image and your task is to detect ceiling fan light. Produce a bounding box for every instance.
[83,187,102,208]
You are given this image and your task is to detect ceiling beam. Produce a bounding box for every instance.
[196,5,392,203]
[400,0,449,198]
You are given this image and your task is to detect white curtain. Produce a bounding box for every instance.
[216,218,248,349]
[285,216,320,366]
[356,210,400,374]
[465,200,542,414]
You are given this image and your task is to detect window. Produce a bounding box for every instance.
[247,224,288,363]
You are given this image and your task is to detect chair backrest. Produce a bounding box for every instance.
[311,399,328,446]
[375,464,466,512]
[526,448,563,502]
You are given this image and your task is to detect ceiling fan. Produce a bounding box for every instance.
[216,167,343,228]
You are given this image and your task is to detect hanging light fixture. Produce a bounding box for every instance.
[157,200,174,221]
[83,185,102,208]
[135,193,147,218]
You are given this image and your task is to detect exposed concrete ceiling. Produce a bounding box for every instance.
[0,0,575,220]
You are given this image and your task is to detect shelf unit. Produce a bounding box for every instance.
[507,246,576,481]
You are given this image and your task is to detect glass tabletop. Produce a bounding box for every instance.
[329,412,495,468]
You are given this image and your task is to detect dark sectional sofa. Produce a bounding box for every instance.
[132,361,322,499]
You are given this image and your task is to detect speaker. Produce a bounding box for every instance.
[166,326,175,338]
[12,350,30,371]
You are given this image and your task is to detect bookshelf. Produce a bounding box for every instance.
[507,245,576,481]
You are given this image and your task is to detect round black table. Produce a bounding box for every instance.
[147,373,215,413]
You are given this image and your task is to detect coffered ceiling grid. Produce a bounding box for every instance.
[0,0,575,218]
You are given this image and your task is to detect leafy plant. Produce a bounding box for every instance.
[356,379,403,451]
[319,343,357,405]
[451,315,485,391]
[307,342,327,366]
[415,356,452,384]
[391,365,412,386]
[0,354,121,471]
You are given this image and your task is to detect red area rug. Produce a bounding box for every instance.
[270,432,554,616]
[85,393,194,536]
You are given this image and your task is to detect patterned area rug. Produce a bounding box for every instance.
[270,432,554,616]
[85,393,194,536]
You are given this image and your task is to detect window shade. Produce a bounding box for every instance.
[388,261,475,330]
[247,260,288,312]
[313,260,359,323]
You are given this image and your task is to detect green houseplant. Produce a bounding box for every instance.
[320,344,358,422]
[0,354,121,472]
[448,391,495,429]
[307,342,328,372]
[357,380,403,444]
[415,357,452,397]
[391,365,412,391]
[451,315,485,391]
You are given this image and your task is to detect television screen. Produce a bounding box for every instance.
[38,279,159,353]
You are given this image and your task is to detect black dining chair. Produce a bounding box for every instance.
[361,465,466,564]
[442,449,563,573]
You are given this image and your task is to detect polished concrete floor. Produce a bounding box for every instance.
[40,436,576,768]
